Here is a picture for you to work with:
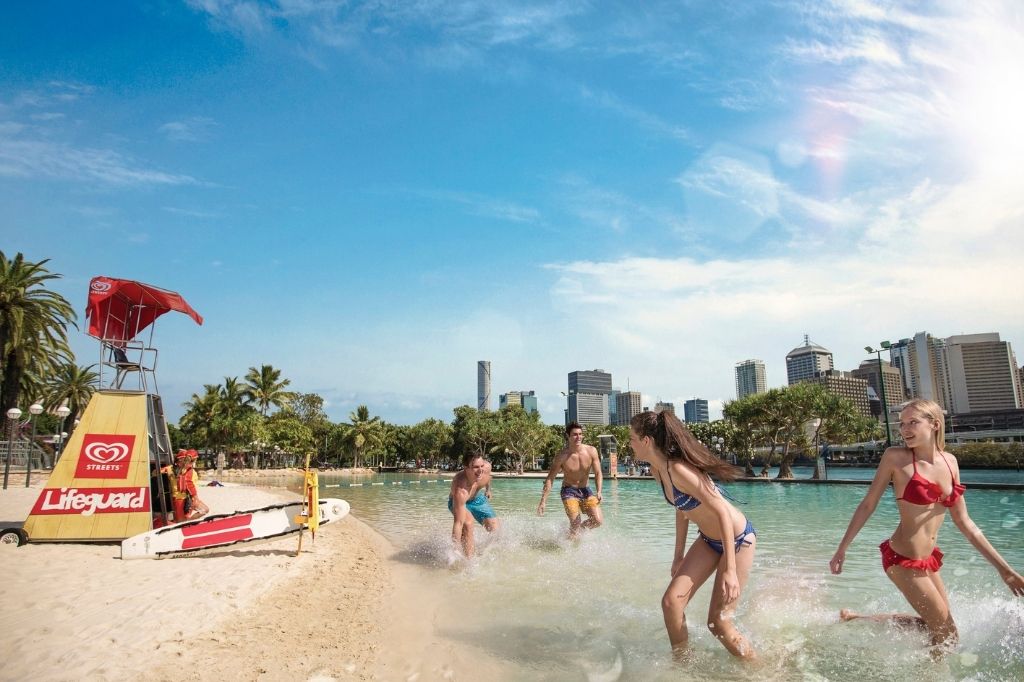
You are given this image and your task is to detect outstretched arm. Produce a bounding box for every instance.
[950,499,1024,596]
[830,449,897,574]
[537,456,562,515]
[450,487,474,557]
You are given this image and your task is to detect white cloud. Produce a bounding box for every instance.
[413,188,540,224]
[578,85,690,143]
[187,0,587,61]
[158,117,218,142]
[162,206,221,219]
[0,136,199,186]
[543,164,1024,414]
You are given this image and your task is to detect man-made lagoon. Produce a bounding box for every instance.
[297,471,1022,680]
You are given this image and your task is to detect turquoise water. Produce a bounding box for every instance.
[306,473,1023,680]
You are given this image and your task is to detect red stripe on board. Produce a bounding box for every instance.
[180,513,254,537]
[181,527,254,549]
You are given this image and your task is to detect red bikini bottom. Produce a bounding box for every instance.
[879,539,943,572]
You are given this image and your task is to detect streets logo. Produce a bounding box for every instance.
[74,434,136,479]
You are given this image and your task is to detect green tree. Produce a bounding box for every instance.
[404,418,454,468]
[493,406,550,474]
[243,364,295,416]
[724,393,769,476]
[44,363,98,432]
[289,392,328,425]
[265,412,315,466]
[343,405,384,468]
[451,405,500,462]
[0,252,76,431]
[179,377,259,460]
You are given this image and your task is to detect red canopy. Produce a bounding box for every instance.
[85,276,203,342]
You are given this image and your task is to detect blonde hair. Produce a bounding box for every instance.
[900,398,945,451]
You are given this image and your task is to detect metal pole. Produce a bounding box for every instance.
[25,415,38,487]
[876,350,892,447]
[2,421,12,490]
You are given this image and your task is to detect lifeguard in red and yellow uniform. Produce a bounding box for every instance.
[175,451,209,519]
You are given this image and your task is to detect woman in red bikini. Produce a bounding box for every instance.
[830,398,1023,651]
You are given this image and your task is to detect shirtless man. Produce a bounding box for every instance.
[537,421,604,538]
[448,453,500,558]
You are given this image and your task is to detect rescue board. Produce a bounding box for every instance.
[120,497,350,559]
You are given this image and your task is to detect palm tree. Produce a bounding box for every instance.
[243,364,295,416]
[45,363,99,431]
[180,378,256,456]
[344,405,384,468]
[1,252,76,431]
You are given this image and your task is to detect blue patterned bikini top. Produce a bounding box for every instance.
[661,470,725,511]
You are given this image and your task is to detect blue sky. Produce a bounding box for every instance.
[3,1,1023,425]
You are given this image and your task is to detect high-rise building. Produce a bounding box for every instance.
[477,361,491,411]
[608,389,620,425]
[851,359,906,413]
[568,393,609,425]
[889,333,952,410]
[684,398,709,423]
[499,391,522,409]
[805,370,871,418]
[521,390,539,415]
[786,336,834,385]
[945,333,1022,413]
[615,391,642,426]
[500,389,539,415]
[654,401,675,415]
[735,359,767,399]
[567,369,612,425]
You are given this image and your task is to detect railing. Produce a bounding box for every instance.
[1,439,49,470]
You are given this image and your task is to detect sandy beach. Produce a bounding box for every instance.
[0,476,509,681]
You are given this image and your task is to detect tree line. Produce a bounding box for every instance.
[6,251,1021,475]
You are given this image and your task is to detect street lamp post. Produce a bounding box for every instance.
[3,407,23,490]
[865,341,893,448]
[811,418,826,480]
[54,404,72,465]
[26,403,43,487]
[57,432,68,463]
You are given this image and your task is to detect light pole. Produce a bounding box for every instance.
[3,407,23,490]
[26,403,43,486]
[865,341,893,447]
[811,417,826,480]
[57,432,69,462]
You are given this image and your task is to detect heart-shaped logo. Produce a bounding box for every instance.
[84,442,130,464]
[91,281,112,292]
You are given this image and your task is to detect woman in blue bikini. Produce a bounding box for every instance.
[630,410,756,660]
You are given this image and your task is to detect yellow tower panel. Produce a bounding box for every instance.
[23,392,155,542]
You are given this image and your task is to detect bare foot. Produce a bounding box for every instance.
[839,609,859,621]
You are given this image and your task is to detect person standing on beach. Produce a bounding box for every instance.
[630,410,756,661]
[537,421,604,538]
[448,453,500,558]
[176,451,209,519]
[830,399,1023,654]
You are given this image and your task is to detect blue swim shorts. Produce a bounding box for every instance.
[448,492,497,524]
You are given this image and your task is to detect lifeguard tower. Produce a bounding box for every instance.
[21,277,202,542]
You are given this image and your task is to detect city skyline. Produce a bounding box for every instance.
[4,2,1022,426]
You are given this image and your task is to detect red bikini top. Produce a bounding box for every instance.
[897,451,965,507]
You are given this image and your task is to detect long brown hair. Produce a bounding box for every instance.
[631,411,742,481]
